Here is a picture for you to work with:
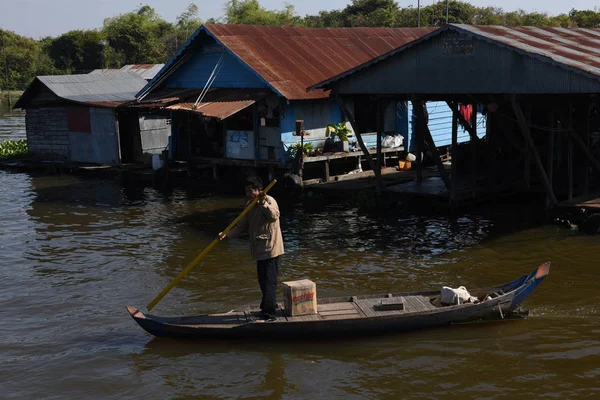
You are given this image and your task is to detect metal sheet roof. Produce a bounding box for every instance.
[311,24,600,91]
[139,25,435,101]
[166,88,268,119]
[15,72,149,109]
[453,25,600,77]
[89,64,165,80]
[127,88,269,119]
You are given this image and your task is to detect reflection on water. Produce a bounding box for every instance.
[1,171,600,399]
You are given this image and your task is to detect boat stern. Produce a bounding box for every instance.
[126,306,147,320]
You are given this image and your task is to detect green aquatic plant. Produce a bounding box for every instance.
[0,139,28,159]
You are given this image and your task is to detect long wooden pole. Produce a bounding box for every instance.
[146,179,278,311]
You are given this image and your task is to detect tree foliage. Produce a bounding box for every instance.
[1,1,600,90]
[223,0,299,25]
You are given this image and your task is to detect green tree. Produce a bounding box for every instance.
[103,5,173,66]
[223,0,299,25]
[0,29,40,90]
[47,30,105,73]
[569,8,600,27]
[163,3,203,58]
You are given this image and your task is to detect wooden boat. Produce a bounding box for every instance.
[127,262,550,339]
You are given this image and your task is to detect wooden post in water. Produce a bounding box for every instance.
[412,99,424,183]
[295,120,304,183]
[451,102,458,200]
[510,95,557,206]
[335,94,383,192]
[376,99,383,173]
[568,97,573,201]
[523,104,532,188]
[470,103,477,198]
[546,111,555,209]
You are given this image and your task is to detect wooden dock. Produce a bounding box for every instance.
[558,193,600,210]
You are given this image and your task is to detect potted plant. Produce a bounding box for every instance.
[289,142,314,158]
[326,123,352,152]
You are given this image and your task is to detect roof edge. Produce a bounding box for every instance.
[308,26,450,92]
[136,24,285,101]
[310,23,600,92]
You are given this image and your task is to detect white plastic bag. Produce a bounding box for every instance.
[441,286,471,305]
[381,135,404,148]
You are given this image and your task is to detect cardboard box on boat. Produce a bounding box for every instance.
[282,279,317,317]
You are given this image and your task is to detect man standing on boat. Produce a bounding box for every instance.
[218,176,284,321]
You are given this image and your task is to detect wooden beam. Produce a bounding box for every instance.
[446,101,479,142]
[376,99,383,172]
[524,105,531,188]
[451,102,458,199]
[470,103,477,197]
[335,95,383,192]
[413,99,453,197]
[546,111,554,209]
[568,97,573,201]
[556,114,600,175]
[510,95,557,206]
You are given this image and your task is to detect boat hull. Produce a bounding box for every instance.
[128,262,550,339]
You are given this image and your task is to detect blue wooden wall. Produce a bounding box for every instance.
[407,101,486,151]
[167,38,268,90]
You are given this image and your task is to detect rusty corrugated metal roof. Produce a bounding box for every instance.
[166,88,269,119]
[204,24,435,100]
[454,25,600,77]
[312,24,600,91]
[138,25,435,101]
[125,88,270,119]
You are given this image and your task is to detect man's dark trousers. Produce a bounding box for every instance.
[257,256,279,318]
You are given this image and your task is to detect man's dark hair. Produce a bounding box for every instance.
[246,176,263,190]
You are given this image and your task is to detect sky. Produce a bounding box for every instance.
[0,0,598,39]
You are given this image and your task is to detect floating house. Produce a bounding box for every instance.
[130,24,436,181]
[14,67,170,165]
[311,24,600,203]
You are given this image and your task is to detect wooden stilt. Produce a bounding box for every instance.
[510,95,557,206]
[335,95,383,192]
[414,99,453,197]
[451,103,458,199]
[557,115,600,175]
[486,108,496,192]
[376,99,383,173]
[524,105,531,188]
[568,98,573,201]
[446,101,479,142]
[470,103,477,197]
[546,111,554,209]
[324,160,330,182]
[413,100,424,183]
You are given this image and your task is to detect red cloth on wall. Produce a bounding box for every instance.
[459,104,472,124]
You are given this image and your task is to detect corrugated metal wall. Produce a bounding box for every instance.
[334,31,600,95]
[25,107,70,159]
[139,113,170,156]
[69,107,119,164]
[167,39,268,90]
